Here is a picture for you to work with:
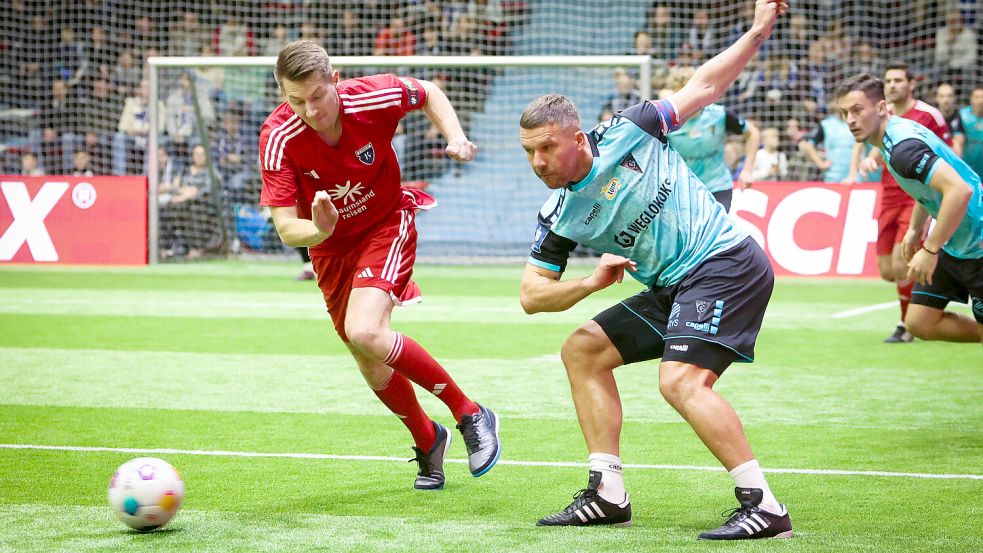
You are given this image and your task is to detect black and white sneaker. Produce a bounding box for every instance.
[698,487,792,540]
[410,422,451,490]
[884,324,914,343]
[456,404,501,477]
[537,470,632,527]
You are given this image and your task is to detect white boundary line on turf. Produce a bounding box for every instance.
[4,444,982,481]
[830,302,897,319]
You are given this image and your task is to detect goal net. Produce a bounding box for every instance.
[1,1,976,262]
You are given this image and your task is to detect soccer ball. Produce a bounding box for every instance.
[107,457,185,531]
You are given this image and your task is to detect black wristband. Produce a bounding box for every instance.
[921,246,939,255]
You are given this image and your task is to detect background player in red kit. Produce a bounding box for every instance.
[259,40,501,490]
[850,61,953,343]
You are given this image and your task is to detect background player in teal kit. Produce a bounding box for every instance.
[517,0,791,540]
[800,103,879,184]
[836,73,983,344]
[661,66,760,211]
[960,86,983,179]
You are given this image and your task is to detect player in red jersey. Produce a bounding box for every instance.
[850,61,953,344]
[259,40,501,489]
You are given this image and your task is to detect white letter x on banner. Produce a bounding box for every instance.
[0,181,70,262]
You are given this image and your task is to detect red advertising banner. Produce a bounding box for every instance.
[732,181,882,278]
[0,176,148,265]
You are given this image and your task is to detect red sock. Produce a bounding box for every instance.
[373,372,435,451]
[897,279,914,321]
[384,333,479,422]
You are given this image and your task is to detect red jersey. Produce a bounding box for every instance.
[260,74,430,256]
[881,99,953,198]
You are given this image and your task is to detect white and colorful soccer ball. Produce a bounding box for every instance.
[107,457,185,531]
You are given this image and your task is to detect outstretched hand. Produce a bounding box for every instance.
[311,190,338,239]
[446,138,478,162]
[752,0,790,40]
[585,253,638,292]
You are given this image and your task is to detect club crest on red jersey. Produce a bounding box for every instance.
[356,143,375,165]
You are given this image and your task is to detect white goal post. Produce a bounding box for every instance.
[146,55,652,263]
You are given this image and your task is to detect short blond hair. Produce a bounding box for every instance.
[666,66,696,92]
[274,40,333,88]
[519,94,581,129]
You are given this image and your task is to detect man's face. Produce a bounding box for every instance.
[883,69,914,104]
[519,123,585,189]
[936,84,956,113]
[281,71,341,132]
[971,89,983,114]
[838,90,887,143]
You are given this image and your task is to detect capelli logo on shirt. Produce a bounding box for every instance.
[603,177,622,200]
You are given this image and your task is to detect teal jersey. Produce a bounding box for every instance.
[667,104,744,193]
[529,100,750,287]
[806,115,869,183]
[877,116,983,259]
[959,106,983,180]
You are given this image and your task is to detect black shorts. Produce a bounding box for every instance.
[712,189,734,212]
[910,250,983,324]
[593,237,774,375]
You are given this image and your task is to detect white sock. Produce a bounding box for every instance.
[303,262,313,272]
[730,459,782,514]
[588,452,626,504]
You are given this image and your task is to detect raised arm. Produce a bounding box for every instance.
[667,0,787,122]
[419,79,478,161]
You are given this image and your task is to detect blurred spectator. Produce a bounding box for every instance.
[262,25,291,57]
[37,79,75,173]
[784,14,812,62]
[168,11,210,57]
[643,5,679,63]
[373,16,417,56]
[112,51,142,98]
[724,140,745,180]
[12,13,52,109]
[54,26,86,86]
[752,128,788,181]
[160,144,217,258]
[82,26,117,84]
[600,68,641,116]
[157,146,181,191]
[934,9,977,89]
[81,133,112,175]
[217,15,254,56]
[213,110,256,205]
[846,41,882,79]
[20,152,44,176]
[680,8,716,62]
[74,77,120,166]
[935,83,965,157]
[959,86,983,180]
[332,9,373,56]
[71,150,95,177]
[165,72,201,165]
[115,79,163,175]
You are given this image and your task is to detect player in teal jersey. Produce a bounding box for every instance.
[800,105,879,183]
[518,0,792,540]
[836,73,983,344]
[662,67,760,211]
[959,86,983,180]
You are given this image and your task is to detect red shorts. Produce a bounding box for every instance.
[876,196,914,256]
[311,209,423,342]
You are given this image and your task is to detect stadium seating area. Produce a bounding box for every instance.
[1,1,980,256]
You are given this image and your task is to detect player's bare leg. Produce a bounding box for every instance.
[345,286,501,477]
[537,321,632,527]
[560,322,625,457]
[905,304,982,343]
[880,248,914,343]
[658,360,791,539]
